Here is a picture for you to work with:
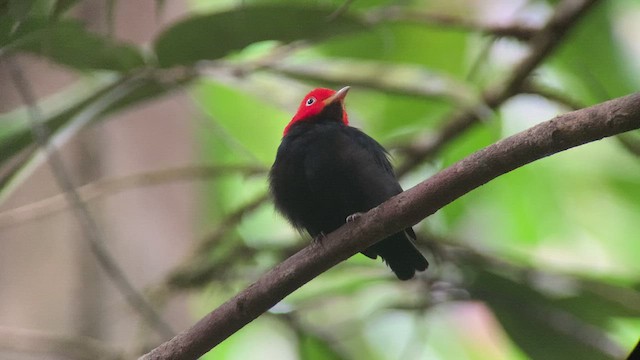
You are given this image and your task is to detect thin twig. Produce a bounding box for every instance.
[0,164,266,229]
[5,57,175,339]
[366,6,539,41]
[486,0,600,105]
[617,134,640,158]
[165,192,272,288]
[141,91,640,360]
[327,0,356,21]
[209,55,477,108]
[167,241,304,290]
[395,0,601,176]
[465,36,496,82]
[262,60,478,107]
[521,81,584,110]
[196,192,270,254]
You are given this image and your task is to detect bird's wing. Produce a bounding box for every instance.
[304,125,403,214]
[344,127,404,202]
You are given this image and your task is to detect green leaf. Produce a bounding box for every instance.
[4,18,145,71]
[153,4,366,67]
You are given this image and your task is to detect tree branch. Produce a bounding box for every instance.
[0,164,265,229]
[366,6,540,41]
[260,60,476,106]
[141,91,640,360]
[165,192,271,289]
[207,56,477,108]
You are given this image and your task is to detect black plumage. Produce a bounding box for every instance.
[269,89,428,280]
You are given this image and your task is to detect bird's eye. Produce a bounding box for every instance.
[306,97,316,106]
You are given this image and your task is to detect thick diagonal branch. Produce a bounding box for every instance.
[141,92,640,360]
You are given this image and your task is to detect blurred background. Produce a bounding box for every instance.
[1,0,639,359]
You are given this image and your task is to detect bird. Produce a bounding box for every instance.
[269,86,428,280]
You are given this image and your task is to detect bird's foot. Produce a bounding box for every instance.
[312,231,327,243]
[346,212,363,223]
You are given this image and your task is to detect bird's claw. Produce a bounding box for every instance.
[312,231,327,243]
[346,212,363,223]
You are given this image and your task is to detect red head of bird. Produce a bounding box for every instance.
[283,86,350,136]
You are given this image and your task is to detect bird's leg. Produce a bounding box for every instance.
[346,212,363,223]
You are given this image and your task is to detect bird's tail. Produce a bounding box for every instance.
[366,229,429,280]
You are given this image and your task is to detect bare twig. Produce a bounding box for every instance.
[327,0,356,21]
[465,36,496,82]
[0,326,124,360]
[486,0,600,103]
[366,6,539,41]
[0,164,266,229]
[263,60,478,107]
[5,58,175,339]
[141,91,640,360]
[195,192,270,254]
[208,57,478,108]
[165,192,272,288]
[617,133,640,157]
[395,0,601,176]
[167,240,304,290]
[521,81,584,110]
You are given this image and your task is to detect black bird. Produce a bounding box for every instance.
[269,87,428,280]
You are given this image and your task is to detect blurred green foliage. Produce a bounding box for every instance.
[1,0,639,359]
